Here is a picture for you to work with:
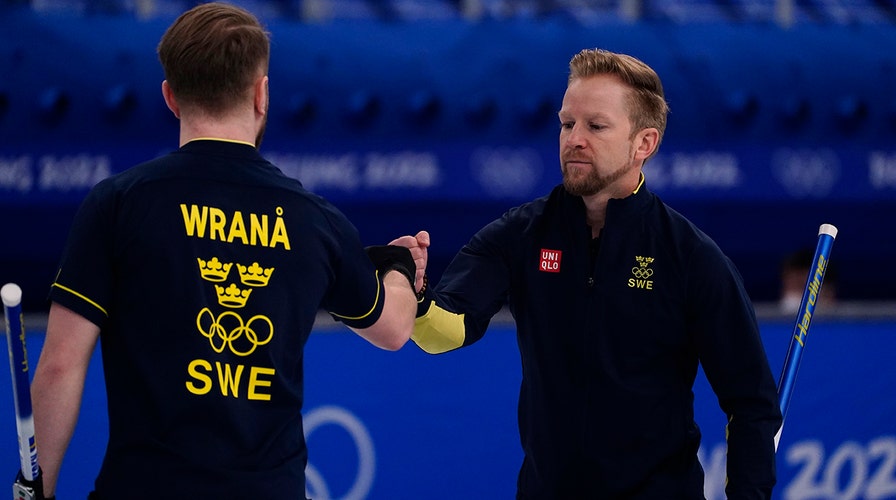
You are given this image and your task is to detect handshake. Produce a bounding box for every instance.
[365,245,416,291]
[365,230,430,297]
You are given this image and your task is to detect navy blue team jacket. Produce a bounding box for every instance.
[414,182,783,499]
[49,140,386,499]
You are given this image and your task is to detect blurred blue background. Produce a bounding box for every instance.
[2,0,896,313]
[2,1,896,498]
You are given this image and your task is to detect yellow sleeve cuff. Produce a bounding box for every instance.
[411,301,466,354]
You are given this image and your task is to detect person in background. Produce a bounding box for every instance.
[25,4,418,499]
[395,49,783,498]
[779,247,838,315]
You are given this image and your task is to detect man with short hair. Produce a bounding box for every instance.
[397,49,783,498]
[28,4,418,499]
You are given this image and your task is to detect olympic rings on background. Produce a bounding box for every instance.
[303,405,376,500]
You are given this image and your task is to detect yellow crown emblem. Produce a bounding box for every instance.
[198,257,232,282]
[238,262,274,287]
[215,283,252,308]
[635,256,655,268]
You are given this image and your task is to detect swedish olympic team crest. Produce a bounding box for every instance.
[196,256,275,356]
[628,255,655,290]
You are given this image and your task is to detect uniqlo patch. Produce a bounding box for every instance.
[539,248,562,273]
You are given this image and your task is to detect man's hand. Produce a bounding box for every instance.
[389,231,430,294]
[364,245,416,290]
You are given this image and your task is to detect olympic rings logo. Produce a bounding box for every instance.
[196,308,273,357]
[631,267,654,279]
[304,406,376,500]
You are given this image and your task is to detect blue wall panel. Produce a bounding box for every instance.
[2,319,895,499]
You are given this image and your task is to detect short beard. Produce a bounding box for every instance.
[255,118,267,149]
[255,96,270,149]
[562,161,634,197]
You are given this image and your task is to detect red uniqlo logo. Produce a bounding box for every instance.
[539,249,562,273]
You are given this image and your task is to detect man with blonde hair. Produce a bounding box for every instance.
[397,49,783,498]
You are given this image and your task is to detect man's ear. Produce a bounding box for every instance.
[254,75,269,116]
[634,127,659,161]
[161,80,180,119]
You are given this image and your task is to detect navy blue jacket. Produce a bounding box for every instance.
[415,182,782,499]
[50,140,385,499]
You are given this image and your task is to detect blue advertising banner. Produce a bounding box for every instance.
[2,318,894,499]
[3,144,896,205]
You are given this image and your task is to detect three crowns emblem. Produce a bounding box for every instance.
[198,257,274,308]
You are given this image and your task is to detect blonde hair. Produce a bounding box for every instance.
[568,49,669,153]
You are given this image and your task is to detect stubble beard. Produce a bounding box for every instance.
[562,159,636,197]
[561,141,638,197]
[255,118,267,149]
[255,96,270,149]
